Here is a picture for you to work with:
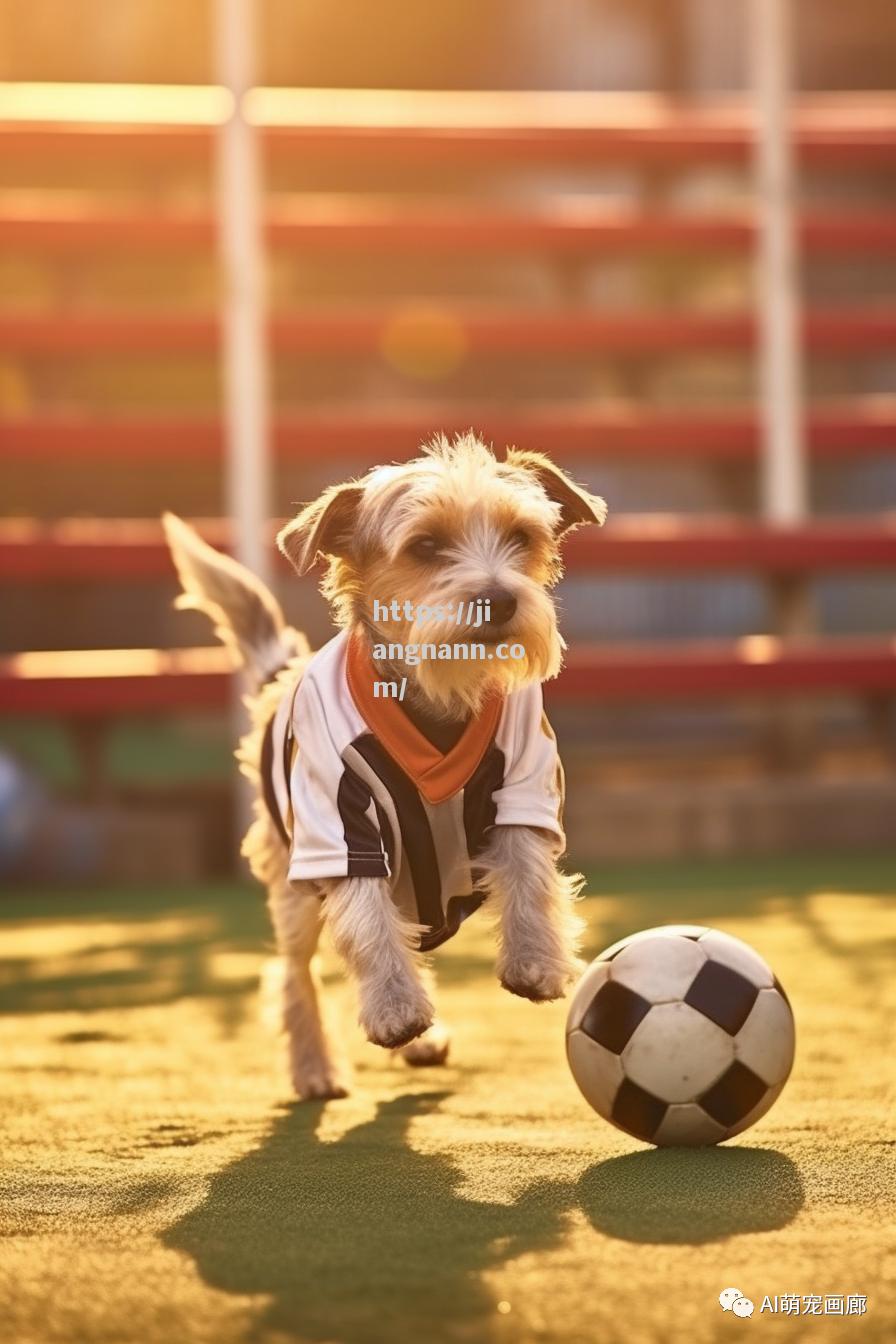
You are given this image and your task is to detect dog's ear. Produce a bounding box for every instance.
[505,448,607,534]
[277,482,364,575]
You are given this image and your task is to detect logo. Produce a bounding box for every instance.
[720,1288,755,1319]
[719,1289,868,1319]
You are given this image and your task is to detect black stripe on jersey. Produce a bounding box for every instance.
[427,893,485,951]
[463,744,506,863]
[370,796,396,875]
[336,766,390,878]
[281,713,294,797]
[350,732,445,936]
[260,712,290,847]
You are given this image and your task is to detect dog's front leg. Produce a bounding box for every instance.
[478,824,585,1002]
[322,875,434,1048]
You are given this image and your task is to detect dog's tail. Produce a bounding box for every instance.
[162,513,308,688]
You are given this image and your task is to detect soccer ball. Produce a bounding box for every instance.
[566,925,795,1146]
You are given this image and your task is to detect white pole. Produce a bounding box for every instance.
[752,0,806,525]
[215,0,270,845]
[215,0,270,582]
[752,0,815,767]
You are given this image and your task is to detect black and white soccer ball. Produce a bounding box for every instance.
[566,925,795,1146]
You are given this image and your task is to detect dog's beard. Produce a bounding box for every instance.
[391,584,563,717]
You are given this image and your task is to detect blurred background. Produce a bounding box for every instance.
[1,0,895,886]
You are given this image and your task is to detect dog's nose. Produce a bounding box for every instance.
[481,590,517,626]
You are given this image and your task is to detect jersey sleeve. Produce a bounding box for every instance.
[491,683,566,847]
[286,676,390,885]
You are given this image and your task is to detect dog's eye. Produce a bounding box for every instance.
[407,535,440,561]
[508,528,530,551]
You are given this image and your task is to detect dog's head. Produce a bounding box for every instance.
[278,433,606,716]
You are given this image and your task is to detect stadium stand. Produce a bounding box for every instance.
[1,84,894,849]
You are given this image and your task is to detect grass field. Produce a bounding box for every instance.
[1,855,894,1344]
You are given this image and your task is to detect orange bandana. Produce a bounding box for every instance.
[345,632,504,805]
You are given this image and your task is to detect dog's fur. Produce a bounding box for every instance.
[163,433,606,1099]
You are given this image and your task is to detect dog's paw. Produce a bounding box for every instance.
[498,957,579,1003]
[396,1020,450,1067]
[291,1064,351,1101]
[361,983,434,1050]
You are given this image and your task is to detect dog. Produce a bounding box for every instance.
[163,432,606,1100]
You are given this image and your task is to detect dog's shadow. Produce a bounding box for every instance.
[163,1090,575,1343]
[164,1092,804,1341]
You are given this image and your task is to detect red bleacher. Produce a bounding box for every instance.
[2,89,895,731]
[3,308,896,356]
[3,201,896,255]
[3,516,896,581]
[3,90,895,164]
[3,639,896,718]
[4,402,896,461]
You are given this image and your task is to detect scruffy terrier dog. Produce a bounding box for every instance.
[164,433,606,1099]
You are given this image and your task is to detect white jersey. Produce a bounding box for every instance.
[261,629,565,951]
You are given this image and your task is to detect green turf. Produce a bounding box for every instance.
[1,855,894,1343]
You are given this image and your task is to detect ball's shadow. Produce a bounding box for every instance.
[578,1146,803,1244]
